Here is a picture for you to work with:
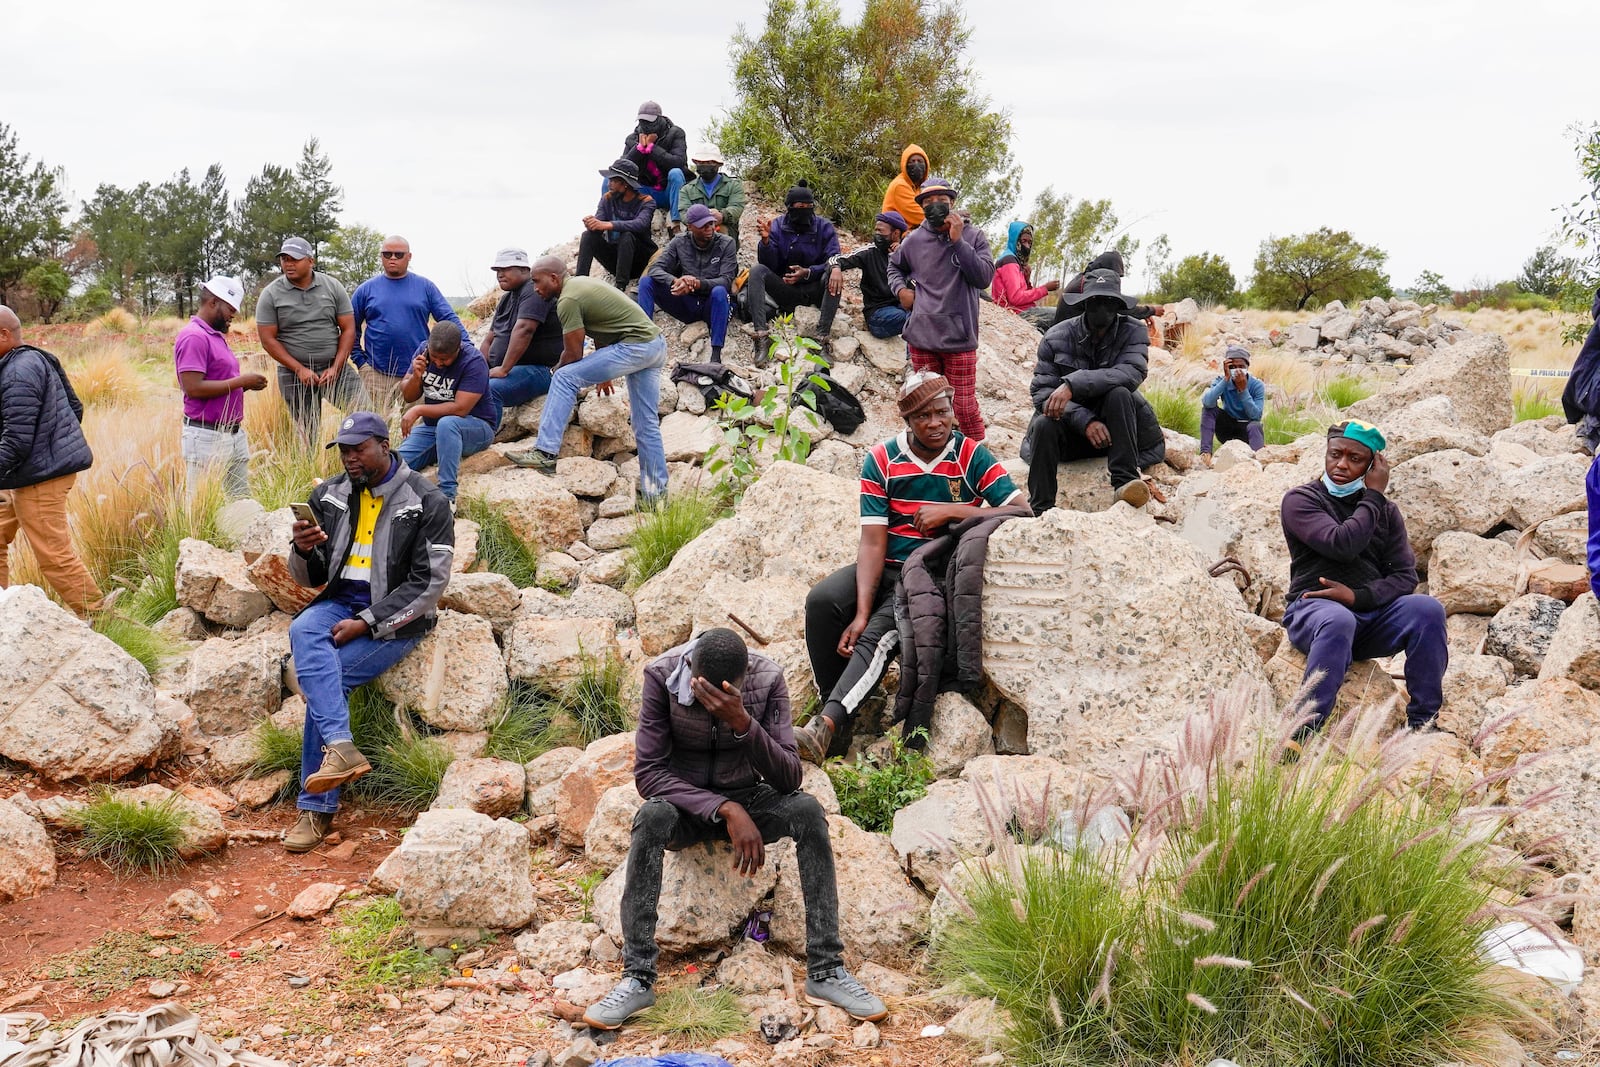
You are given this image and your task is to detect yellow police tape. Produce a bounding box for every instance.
[1510,367,1571,377]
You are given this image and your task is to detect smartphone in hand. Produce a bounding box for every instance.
[290,502,317,526]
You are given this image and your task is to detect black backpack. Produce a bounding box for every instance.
[794,371,866,435]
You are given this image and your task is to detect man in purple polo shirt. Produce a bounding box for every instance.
[173,276,267,499]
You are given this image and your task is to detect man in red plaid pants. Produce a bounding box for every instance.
[887,176,995,440]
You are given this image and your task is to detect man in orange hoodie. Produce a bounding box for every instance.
[882,145,929,229]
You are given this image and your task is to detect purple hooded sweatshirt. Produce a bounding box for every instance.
[888,218,995,352]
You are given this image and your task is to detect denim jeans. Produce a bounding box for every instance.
[638,276,729,348]
[865,305,909,339]
[1283,593,1448,729]
[1199,407,1265,454]
[600,169,686,222]
[535,335,668,501]
[289,598,420,812]
[490,363,554,408]
[396,414,494,500]
[620,788,844,984]
[181,424,251,500]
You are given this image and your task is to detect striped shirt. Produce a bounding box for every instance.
[860,430,1021,564]
[342,487,384,584]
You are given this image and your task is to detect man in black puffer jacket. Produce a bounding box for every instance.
[622,100,689,232]
[0,306,102,615]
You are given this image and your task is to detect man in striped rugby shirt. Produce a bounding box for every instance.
[795,372,1023,764]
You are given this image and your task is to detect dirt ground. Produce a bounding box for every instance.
[0,790,977,1067]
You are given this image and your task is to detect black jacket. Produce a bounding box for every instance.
[1031,317,1154,430]
[834,244,898,315]
[623,119,689,185]
[289,459,454,640]
[893,507,1031,743]
[649,232,739,295]
[0,344,92,490]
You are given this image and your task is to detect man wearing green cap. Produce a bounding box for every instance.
[1279,419,1447,738]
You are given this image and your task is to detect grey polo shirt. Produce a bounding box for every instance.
[256,271,353,367]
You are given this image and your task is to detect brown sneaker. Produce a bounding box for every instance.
[794,715,835,766]
[283,810,335,853]
[1113,479,1150,508]
[303,741,372,795]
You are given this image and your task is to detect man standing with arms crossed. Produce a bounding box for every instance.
[257,236,367,442]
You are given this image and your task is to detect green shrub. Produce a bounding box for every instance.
[459,495,540,587]
[935,696,1530,1067]
[1142,383,1201,438]
[250,716,305,779]
[705,320,828,500]
[559,652,632,743]
[1263,404,1326,445]
[484,681,563,763]
[332,897,445,992]
[1318,375,1374,410]
[825,730,934,833]
[50,931,218,994]
[345,684,455,811]
[637,984,749,1042]
[627,492,719,588]
[1513,387,1561,423]
[92,614,179,674]
[71,790,191,873]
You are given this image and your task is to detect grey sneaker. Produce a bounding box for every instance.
[804,965,887,1021]
[582,976,655,1030]
[506,447,559,473]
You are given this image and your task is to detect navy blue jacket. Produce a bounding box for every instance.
[757,216,841,283]
[0,345,92,490]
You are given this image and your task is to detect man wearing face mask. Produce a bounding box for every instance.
[1024,269,1166,511]
[746,185,841,360]
[992,221,1060,332]
[623,101,689,236]
[888,176,995,441]
[1280,420,1446,740]
[882,144,930,229]
[639,204,737,362]
[1199,346,1266,464]
[1050,250,1165,329]
[827,211,909,340]
[578,159,658,292]
[678,144,746,237]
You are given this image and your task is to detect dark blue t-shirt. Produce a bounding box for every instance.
[411,340,497,427]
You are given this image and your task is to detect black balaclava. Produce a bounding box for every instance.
[696,163,720,182]
[906,155,927,184]
[638,116,668,136]
[1083,298,1119,334]
[785,186,815,231]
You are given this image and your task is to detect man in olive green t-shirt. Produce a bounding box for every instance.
[508,258,668,506]
[256,236,368,442]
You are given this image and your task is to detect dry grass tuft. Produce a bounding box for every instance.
[63,344,149,408]
[82,308,139,337]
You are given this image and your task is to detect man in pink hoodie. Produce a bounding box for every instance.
[992,221,1059,332]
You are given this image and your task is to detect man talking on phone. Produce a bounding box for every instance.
[1199,346,1266,465]
[282,411,455,852]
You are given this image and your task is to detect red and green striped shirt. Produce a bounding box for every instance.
[860,430,1022,564]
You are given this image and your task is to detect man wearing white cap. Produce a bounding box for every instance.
[678,143,746,237]
[173,276,267,499]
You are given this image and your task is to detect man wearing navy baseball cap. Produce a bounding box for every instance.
[282,410,454,852]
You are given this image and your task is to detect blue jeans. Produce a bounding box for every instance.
[535,335,668,501]
[289,598,420,812]
[866,305,910,339]
[600,169,686,221]
[396,414,494,501]
[490,363,554,409]
[1283,593,1448,729]
[638,276,729,348]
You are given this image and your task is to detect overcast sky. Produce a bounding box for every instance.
[9,0,1593,299]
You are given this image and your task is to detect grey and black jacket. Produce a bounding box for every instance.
[288,459,454,640]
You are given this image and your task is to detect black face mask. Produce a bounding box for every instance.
[638,117,665,135]
[696,165,719,182]
[922,201,951,226]
[906,159,927,184]
[1084,304,1118,333]
[872,234,893,255]
[786,207,814,231]
[1016,244,1032,263]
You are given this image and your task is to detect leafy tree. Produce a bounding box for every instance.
[1560,122,1600,283]
[318,224,384,291]
[295,138,343,252]
[1410,269,1453,305]
[197,164,235,280]
[22,261,70,321]
[81,181,160,312]
[713,0,1019,232]
[1025,186,1139,289]
[1518,244,1574,298]
[232,139,343,283]
[1248,228,1391,310]
[0,123,70,307]
[1155,252,1237,307]
[1140,233,1171,296]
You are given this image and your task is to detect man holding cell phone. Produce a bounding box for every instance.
[282,411,454,853]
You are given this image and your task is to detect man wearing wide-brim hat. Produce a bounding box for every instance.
[1023,267,1167,511]
[679,142,746,236]
[578,158,659,291]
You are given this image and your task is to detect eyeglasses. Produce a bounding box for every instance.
[380,251,409,259]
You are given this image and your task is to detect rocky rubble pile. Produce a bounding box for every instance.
[1203,295,1468,367]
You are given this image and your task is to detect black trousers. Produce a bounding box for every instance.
[577,230,658,289]
[804,563,899,725]
[1025,386,1164,512]
[746,264,841,335]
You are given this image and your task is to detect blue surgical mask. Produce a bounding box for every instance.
[1322,473,1365,497]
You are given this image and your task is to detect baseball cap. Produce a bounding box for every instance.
[684,203,717,228]
[278,236,314,260]
[325,411,390,449]
[637,100,662,121]
[491,247,530,269]
[200,275,244,312]
[690,142,724,164]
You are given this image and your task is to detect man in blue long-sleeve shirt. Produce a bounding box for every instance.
[577,159,658,291]
[1199,346,1266,464]
[746,185,841,361]
[350,236,464,415]
[1280,419,1446,738]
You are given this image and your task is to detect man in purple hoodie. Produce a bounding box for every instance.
[1279,419,1447,740]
